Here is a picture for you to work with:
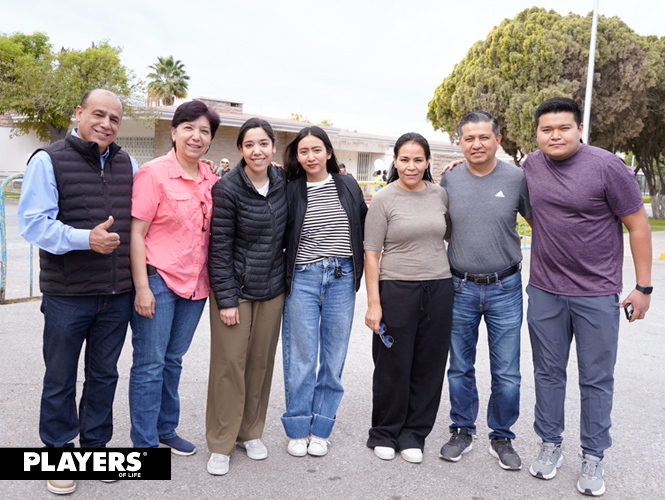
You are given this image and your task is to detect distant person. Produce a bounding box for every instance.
[524,97,652,497]
[128,100,220,456]
[281,126,367,457]
[365,133,453,464]
[382,170,387,182]
[373,169,384,192]
[338,163,355,179]
[206,118,287,476]
[17,89,137,496]
[219,158,231,176]
[438,111,531,471]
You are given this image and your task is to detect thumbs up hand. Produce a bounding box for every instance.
[89,216,121,254]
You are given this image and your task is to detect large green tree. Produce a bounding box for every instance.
[622,36,665,219]
[147,56,189,106]
[0,32,142,143]
[427,8,660,164]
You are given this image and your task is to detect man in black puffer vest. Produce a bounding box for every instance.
[17,89,135,496]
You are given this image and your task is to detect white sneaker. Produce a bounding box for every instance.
[374,446,396,460]
[236,438,268,460]
[400,448,423,463]
[46,480,76,495]
[308,436,329,457]
[287,437,309,457]
[207,453,230,475]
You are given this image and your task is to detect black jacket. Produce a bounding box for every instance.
[208,162,287,308]
[285,173,368,295]
[35,134,133,296]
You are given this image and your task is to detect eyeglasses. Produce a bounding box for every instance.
[200,201,209,232]
[378,323,395,348]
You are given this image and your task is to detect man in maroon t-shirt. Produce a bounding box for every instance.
[523,97,652,497]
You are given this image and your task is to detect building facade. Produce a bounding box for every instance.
[2,98,499,179]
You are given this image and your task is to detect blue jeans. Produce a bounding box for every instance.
[281,257,356,439]
[40,293,131,448]
[447,270,522,440]
[129,272,206,448]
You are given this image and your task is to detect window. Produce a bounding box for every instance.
[114,137,155,167]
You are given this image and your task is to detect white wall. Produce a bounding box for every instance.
[370,152,392,174]
[116,118,155,138]
[335,150,358,177]
[0,117,153,174]
[0,128,49,172]
[334,150,392,179]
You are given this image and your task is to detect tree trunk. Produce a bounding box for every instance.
[47,124,69,144]
[651,156,664,219]
[652,194,664,220]
[640,156,664,220]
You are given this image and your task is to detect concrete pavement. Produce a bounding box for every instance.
[1,198,664,499]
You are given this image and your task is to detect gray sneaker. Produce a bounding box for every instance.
[439,427,473,462]
[529,442,563,479]
[577,454,605,496]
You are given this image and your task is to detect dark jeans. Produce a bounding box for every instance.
[39,293,131,448]
[367,278,453,452]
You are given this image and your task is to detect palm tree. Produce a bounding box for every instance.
[147,56,190,106]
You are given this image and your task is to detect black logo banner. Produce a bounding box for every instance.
[1,448,171,480]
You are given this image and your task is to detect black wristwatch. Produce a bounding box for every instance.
[636,284,653,295]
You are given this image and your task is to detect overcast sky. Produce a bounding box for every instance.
[2,1,663,143]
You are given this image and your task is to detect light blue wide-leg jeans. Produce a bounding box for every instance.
[281,257,356,439]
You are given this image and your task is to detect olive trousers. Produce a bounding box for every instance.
[205,293,284,455]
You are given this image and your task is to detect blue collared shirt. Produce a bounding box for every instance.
[17,129,138,255]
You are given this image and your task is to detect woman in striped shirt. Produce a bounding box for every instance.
[282,126,367,457]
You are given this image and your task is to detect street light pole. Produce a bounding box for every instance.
[582,0,600,144]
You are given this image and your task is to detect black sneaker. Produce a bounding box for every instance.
[489,437,522,470]
[439,427,473,462]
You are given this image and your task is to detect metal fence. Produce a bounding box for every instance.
[357,180,386,197]
[1,174,40,304]
[517,214,531,249]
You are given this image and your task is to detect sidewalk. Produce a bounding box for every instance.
[1,201,664,499]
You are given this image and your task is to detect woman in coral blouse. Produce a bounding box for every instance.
[129,101,220,455]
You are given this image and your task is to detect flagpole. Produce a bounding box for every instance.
[582,0,599,143]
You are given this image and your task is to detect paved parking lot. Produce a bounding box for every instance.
[1,198,664,499]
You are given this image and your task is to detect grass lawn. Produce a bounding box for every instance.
[623,218,665,233]
[648,218,665,231]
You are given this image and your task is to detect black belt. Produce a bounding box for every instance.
[450,263,521,285]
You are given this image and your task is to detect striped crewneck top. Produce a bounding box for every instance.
[295,174,352,264]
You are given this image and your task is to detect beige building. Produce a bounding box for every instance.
[116,97,470,181]
[3,97,513,179]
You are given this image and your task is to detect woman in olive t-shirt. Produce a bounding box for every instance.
[364,132,453,464]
